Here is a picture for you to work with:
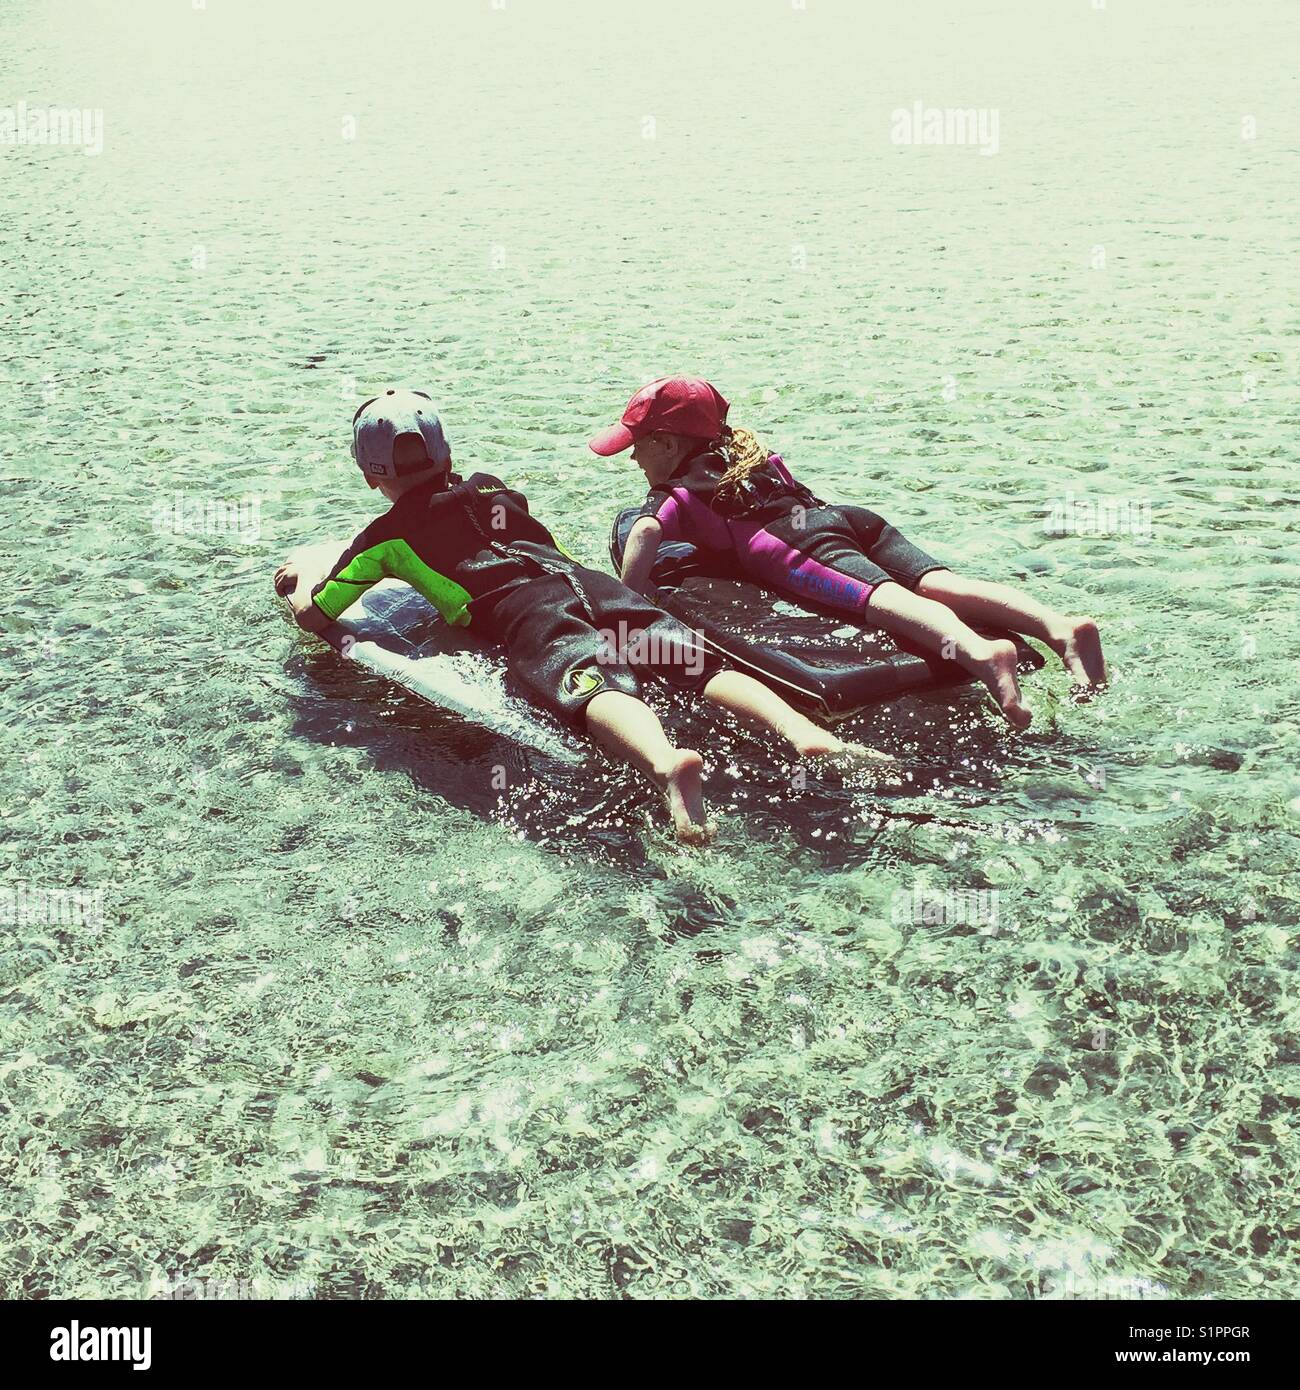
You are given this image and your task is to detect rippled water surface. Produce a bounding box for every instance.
[2,0,1298,1299]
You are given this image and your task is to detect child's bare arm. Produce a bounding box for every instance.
[620,516,663,595]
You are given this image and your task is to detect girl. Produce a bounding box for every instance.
[591,376,1106,729]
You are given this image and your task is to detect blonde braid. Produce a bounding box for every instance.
[713,425,768,503]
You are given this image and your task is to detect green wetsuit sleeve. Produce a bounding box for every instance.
[310,528,387,621]
[311,527,474,628]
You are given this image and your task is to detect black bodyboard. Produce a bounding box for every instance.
[609,508,1046,720]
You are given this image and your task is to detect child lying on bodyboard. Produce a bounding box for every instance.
[275,389,890,843]
[595,377,1107,729]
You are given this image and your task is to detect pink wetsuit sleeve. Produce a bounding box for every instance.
[643,491,683,544]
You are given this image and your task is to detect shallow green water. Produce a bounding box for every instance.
[2,0,1298,1299]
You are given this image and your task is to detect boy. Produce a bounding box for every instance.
[275,389,888,842]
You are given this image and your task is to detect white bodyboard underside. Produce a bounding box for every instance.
[287,543,586,765]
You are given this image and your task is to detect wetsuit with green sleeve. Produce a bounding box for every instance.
[310,471,724,721]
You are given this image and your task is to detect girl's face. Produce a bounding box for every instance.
[631,432,690,486]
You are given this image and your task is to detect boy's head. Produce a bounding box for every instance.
[352,389,452,493]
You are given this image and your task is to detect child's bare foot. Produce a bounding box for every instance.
[805,742,902,786]
[781,720,887,762]
[969,639,1032,729]
[784,722,900,780]
[787,726,844,759]
[657,749,714,844]
[1048,617,1107,688]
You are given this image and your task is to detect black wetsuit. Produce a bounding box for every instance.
[638,451,946,612]
[311,472,723,721]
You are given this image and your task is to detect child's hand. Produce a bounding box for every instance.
[273,561,300,598]
[274,560,329,632]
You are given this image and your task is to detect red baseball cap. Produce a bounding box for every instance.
[588,376,730,456]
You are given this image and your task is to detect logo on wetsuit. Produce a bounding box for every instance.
[563,669,605,698]
[790,569,864,604]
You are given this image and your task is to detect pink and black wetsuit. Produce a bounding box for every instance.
[638,450,947,615]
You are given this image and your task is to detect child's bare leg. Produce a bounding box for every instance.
[700,671,896,771]
[584,689,713,843]
[701,671,839,756]
[867,582,1031,728]
[917,570,1106,687]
